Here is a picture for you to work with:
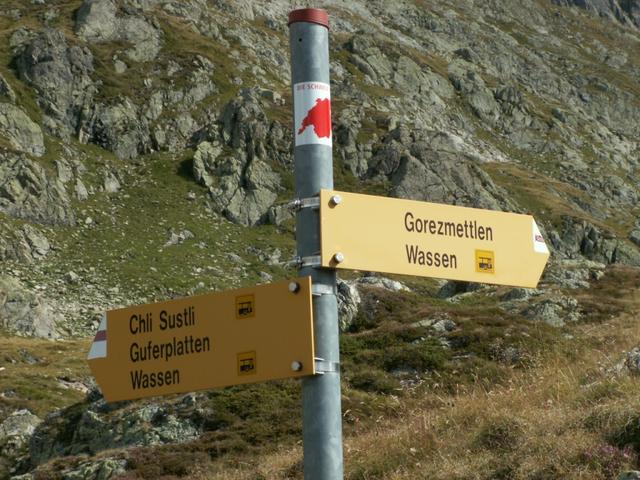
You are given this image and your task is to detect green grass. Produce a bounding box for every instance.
[47,153,292,299]
[0,337,90,420]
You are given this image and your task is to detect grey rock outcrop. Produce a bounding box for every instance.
[14,29,96,140]
[337,279,362,332]
[0,410,41,478]
[0,224,50,263]
[0,103,45,156]
[29,398,200,468]
[449,65,501,125]
[193,140,280,226]
[357,276,410,292]
[0,276,60,338]
[164,229,194,247]
[522,295,581,327]
[551,217,640,266]
[218,88,290,166]
[55,159,73,184]
[611,347,640,377]
[552,0,640,28]
[0,153,75,225]
[74,178,89,200]
[368,126,516,211]
[75,0,119,41]
[194,90,287,226]
[56,458,127,480]
[76,0,163,62]
[86,98,151,160]
[543,259,606,289]
[0,73,16,102]
[337,276,411,332]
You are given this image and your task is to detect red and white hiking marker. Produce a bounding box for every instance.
[294,81,332,147]
[87,314,107,360]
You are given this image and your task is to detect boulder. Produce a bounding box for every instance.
[337,279,361,332]
[76,0,162,62]
[522,295,581,327]
[102,170,121,193]
[623,347,640,376]
[75,178,89,201]
[366,127,516,211]
[0,410,41,478]
[75,0,119,41]
[543,259,606,288]
[86,99,150,160]
[0,103,45,156]
[164,229,194,247]
[0,276,61,338]
[357,276,410,292]
[432,318,457,333]
[29,400,201,468]
[0,224,50,263]
[552,216,640,266]
[193,139,281,226]
[14,29,96,140]
[0,152,75,225]
[219,88,291,165]
[54,159,73,184]
[214,156,280,226]
[500,288,541,301]
[0,410,42,449]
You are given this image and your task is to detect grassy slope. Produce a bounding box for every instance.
[0,338,89,419]
[188,268,640,480]
[20,268,640,479]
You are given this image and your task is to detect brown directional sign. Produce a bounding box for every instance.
[320,190,550,288]
[87,278,315,402]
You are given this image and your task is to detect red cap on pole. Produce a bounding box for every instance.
[288,8,329,29]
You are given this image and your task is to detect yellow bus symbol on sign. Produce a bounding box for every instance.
[235,294,255,319]
[476,250,495,274]
[237,351,257,376]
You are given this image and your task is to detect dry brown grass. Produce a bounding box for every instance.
[186,274,640,480]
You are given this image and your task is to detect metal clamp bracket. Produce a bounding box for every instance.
[311,284,334,296]
[315,357,340,374]
[290,255,322,268]
[288,196,320,211]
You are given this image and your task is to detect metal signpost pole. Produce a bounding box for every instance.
[288,9,344,480]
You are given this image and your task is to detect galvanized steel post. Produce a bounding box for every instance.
[288,8,344,480]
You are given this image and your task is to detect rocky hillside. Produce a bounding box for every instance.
[0,0,639,479]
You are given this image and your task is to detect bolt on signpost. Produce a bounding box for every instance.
[288,9,344,480]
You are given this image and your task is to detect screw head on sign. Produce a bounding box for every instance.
[333,252,345,264]
[330,194,342,206]
[291,361,303,372]
[288,281,300,293]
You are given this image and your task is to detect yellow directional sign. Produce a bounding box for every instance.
[87,278,315,402]
[320,190,550,288]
